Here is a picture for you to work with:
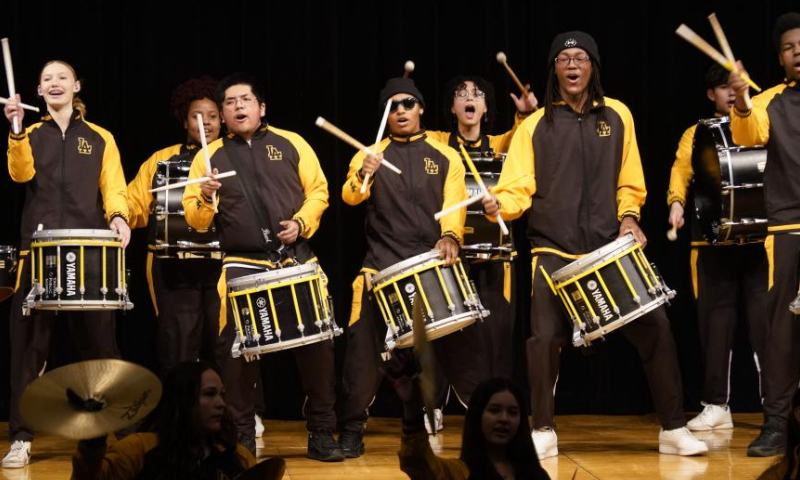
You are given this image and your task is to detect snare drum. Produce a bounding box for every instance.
[152,156,220,256]
[372,250,488,350]
[25,229,133,314]
[692,117,767,244]
[543,234,675,347]
[463,152,511,259]
[227,263,341,361]
[0,245,18,303]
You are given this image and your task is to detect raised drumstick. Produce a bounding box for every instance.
[196,113,218,212]
[708,13,752,110]
[496,51,529,96]
[362,98,393,193]
[403,60,415,78]
[675,24,761,92]
[149,170,237,193]
[315,117,402,174]
[2,38,20,134]
[0,96,39,112]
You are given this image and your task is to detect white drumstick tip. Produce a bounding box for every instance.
[666,227,678,242]
[496,51,507,64]
[315,116,325,127]
[404,60,415,73]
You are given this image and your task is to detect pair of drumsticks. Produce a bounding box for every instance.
[668,13,762,242]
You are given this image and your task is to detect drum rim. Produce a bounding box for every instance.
[31,229,121,241]
[239,329,335,357]
[466,151,507,161]
[227,263,318,290]
[372,250,443,286]
[551,234,637,283]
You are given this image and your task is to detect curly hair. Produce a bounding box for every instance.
[169,76,219,124]
[443,75,497,132]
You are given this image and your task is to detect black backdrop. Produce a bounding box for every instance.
[0,0,795,421]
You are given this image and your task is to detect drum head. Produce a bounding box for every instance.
[227,263,317,292]
[550,234,637,283]
[372,251,442,286]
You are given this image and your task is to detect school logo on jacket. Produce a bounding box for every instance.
[266,145,282,160]
[424,158,439,175]
[596,121,611,137]
[77,137,93,155]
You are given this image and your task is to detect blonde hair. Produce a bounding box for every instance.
[40,60,87,118]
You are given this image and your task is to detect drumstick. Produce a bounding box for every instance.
[459,145,508,235]
[315,117,402,174]
[675,24,762,92]
[496,51,529,96]
[0,96,39,112]
[196,113,218,212]
[403,60,415,78]
[149,170,237,193]
[362,100,392,193]
[2,38,20,134]
[708,13,752,110]
[433,172,532,220]
[666,225,678,242]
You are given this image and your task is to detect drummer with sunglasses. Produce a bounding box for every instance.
[337,77,491,458]
[483,31,707,459]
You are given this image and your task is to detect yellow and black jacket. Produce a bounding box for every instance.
[127,143,198,230]
[494,97,646,258]
[342,132,467,271]
[731,80,800,234]
[71,433,256,480]
[426,111,528,154]
[182,124,328,262]
[7,110,129,249]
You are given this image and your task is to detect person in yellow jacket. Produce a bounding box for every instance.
[666,64,769,435]
[126,77,223,374]
[336,77,490,458]
[2,60,129,469]
[728,11,800,458]
[182,73,342,462]
[483,31,707,459]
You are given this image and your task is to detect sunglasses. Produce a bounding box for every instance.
[388,97,419,113]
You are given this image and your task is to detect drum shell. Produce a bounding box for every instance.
[462,153,511,255]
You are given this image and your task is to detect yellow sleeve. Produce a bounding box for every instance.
[607,99,647,221]
[279,130,329,239]
[341,138,390,206]
[425,130,451,146]
[7,125,40,183]
[92,125,130,223]
[182,142,221,231]
[430,141,468,243]
[127,146,181,230]
[730,85,782,147]
[71,434,156,480]
[666,125,697,207]
[494,113,539,221]
[399,430,470,480]
[488,111,528,153]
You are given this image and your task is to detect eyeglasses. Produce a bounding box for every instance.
[554,55,590,67]
[222,95,258,109]
[388,97,419,113]
[455,88,486,99]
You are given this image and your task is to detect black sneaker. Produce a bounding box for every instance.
[307,431,345,462]
[747,427,786,457]
[338,431,365,458]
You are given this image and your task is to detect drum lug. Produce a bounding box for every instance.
[790,292,800,315]
[297,324,305,334]
[79,286,86,295]
[275,329,282,340]
[592,316,601,326]
[23,286,38,316]
[571,328,586,348]
[101,287,108,295]
[56,286,63,295]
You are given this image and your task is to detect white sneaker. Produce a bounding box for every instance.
[424,408,444,434]
[531,427,558,460]
[686,403,733,431]
[659,427,709,456]
[254,414,264,438]
[2,441,31,468]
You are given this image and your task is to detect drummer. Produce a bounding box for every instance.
[666,64,769,434]
[482,31,707,458]
[182,73,343,462]
[421,76,538,433]
[126,76,223,374]
[337,76,491,458]
[3,60,129,469]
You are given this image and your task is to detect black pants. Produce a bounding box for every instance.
[692,244,769,405]
[528,254,686,430]
[216,265,337,438]
[337,271,491,433]
[8,253,120,442]
[149,254,221,374]
[761,234,800,430]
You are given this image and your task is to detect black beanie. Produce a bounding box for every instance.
[548,31,601,68]
[378,77,426,110]
[773,12,800,51]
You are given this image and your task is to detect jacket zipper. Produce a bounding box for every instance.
[60,129,66,228]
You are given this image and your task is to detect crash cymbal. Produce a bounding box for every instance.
[234,458,286,480]
[21,359,162,440]
[412,300,437,433]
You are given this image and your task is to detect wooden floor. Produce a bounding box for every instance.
[0,413,778,479]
